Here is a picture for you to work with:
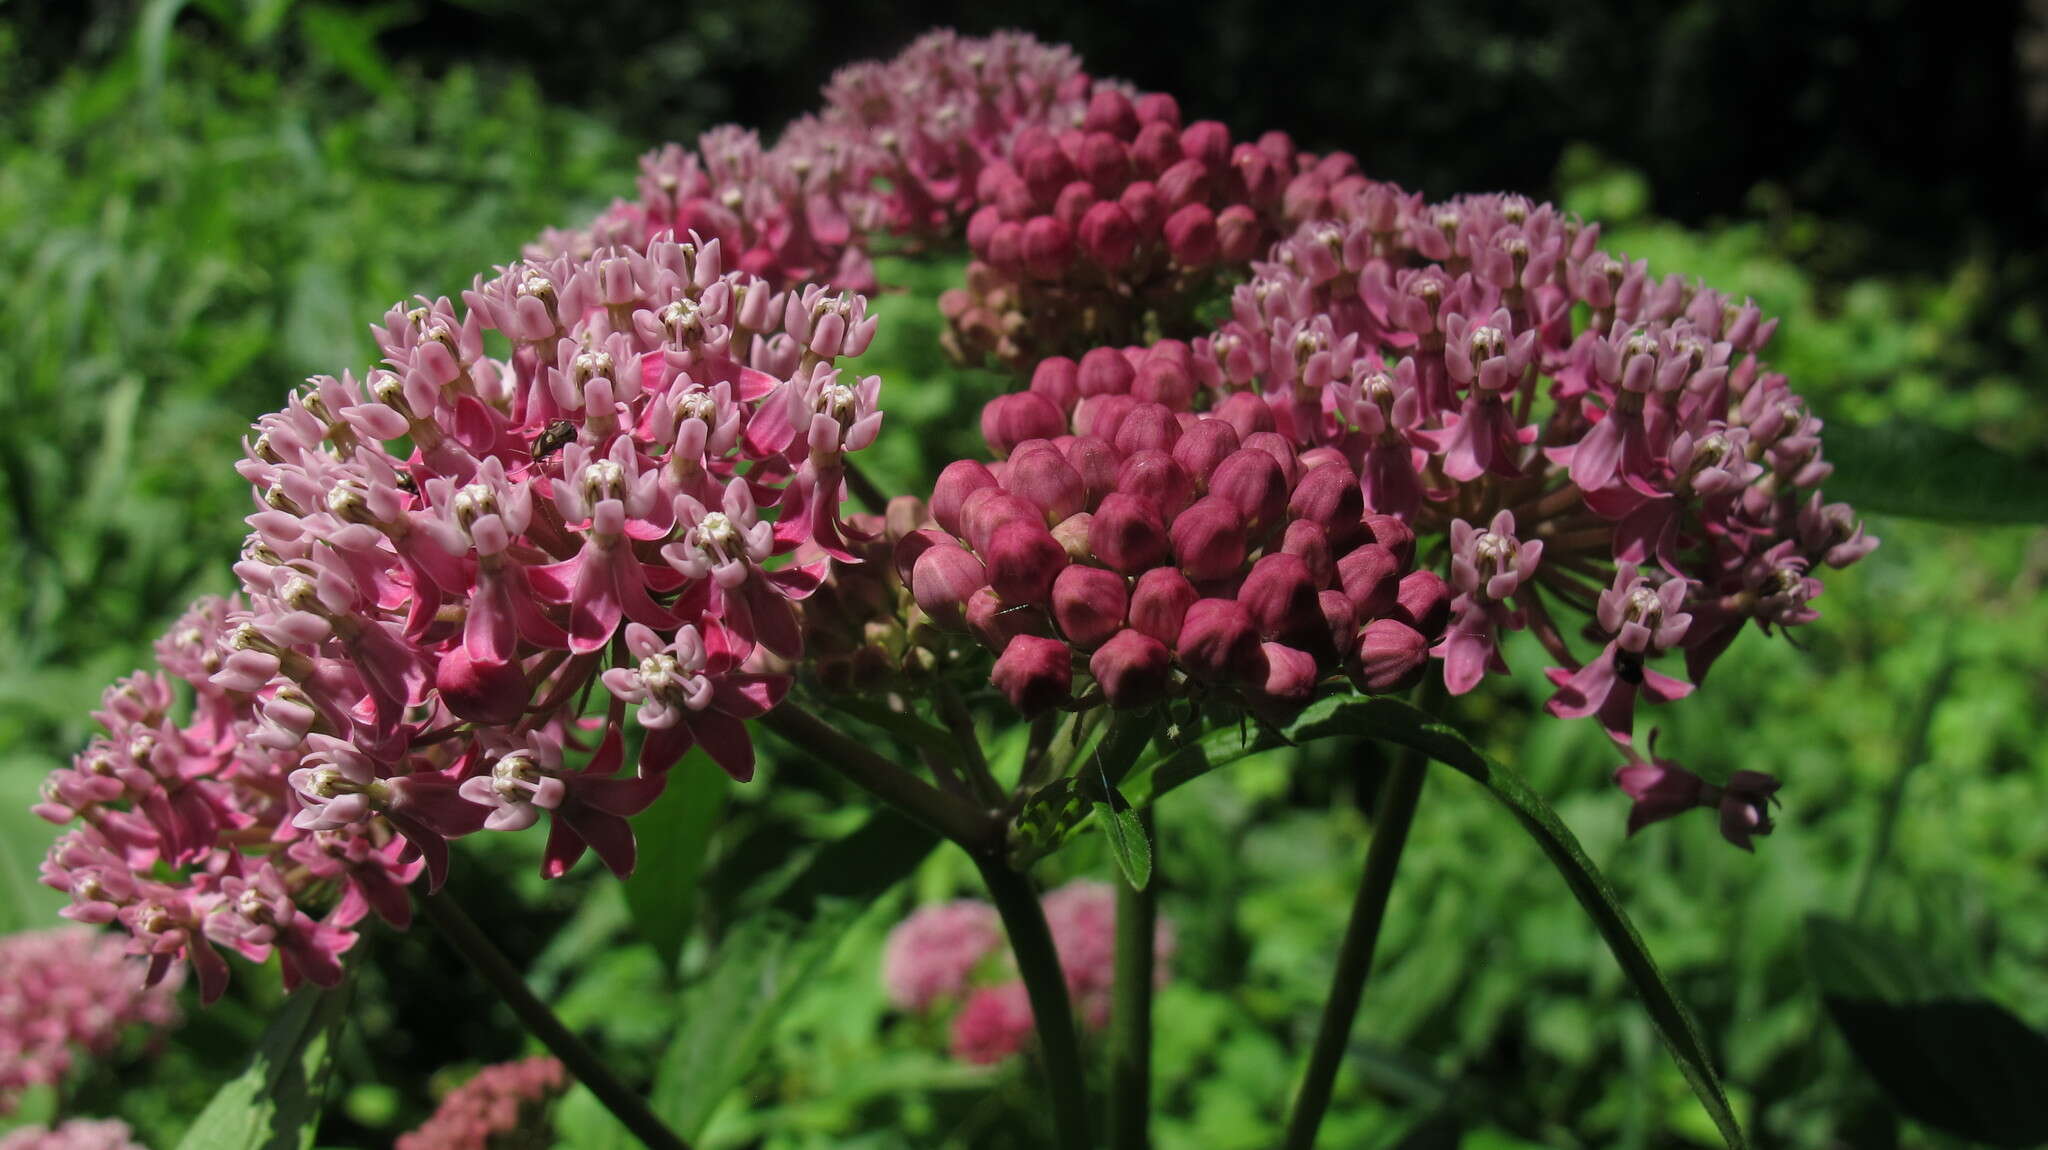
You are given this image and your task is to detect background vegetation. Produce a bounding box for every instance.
[1,2,2043,1146]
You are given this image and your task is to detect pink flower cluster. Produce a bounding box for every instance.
[35,229,884,1003]
[394,1056,566,1150]
[0,928,179,1115]
[881,881,1175,1065]
[0,1120,149,1150]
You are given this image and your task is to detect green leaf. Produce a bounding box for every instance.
[621,750,729,973]
[767,809,940,920]
[1806,916,2048,1147]
[1822,421,2048,524]
[174,982,352,1150]
[1129,695,1748,1150]
[651,906,856,1139]
[1093,798,1152,891]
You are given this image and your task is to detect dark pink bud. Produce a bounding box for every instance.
[1170,495,1248,581]
[1078,202,1138,269]
[1131,121,1181,176]
[1175,598,1265,682]
[1084,87,1139,139]
[1255,642,1319,708]
[1288,460,1365,549]
[1077,345,1136,397]
[1157,158,1211,209]
[990,635,1073,716]
[1393,569,1451,640]
[436,648,530,725]
[986,220,1025,272]
[1282,519,1335,588]
[1054,181,1097,233]
[1114,450,1194,518]
[985,519,1069,605]
[1131,358,1196,409]
[1172,418,1240,484]
[1238,553,1325,650]
[1135,92,1181,129]
[1051,512,1094,560]
[981,392,1067,458]
[1085,492,1170,574]
[960,487,1040,555]
[1319,590,1358,654]
[1074,393,1139,443]
[1216,204,1264,263]
[1179,121,1232,169]
[1030,357,1081,413]
[1051,565,1129,649]
[1129,567,1198,645]
[1209,449,1290,536]
[966,204,1005,255]
[913,544,989,631]
[969,587,1053,652]
[1213,390,1277,438]
[1078,131,1131,192]
[1349,619,1428,693]
[1002,445,1087,523]
[1113,402,1183,456]
[932,460,1000,537]
[1119,181,1164,237]
[1090,629,1173,709]
[1361,513,1416,567]
[1336,544,1401,619]
[1063,436,1122,508]
[1017,140,1076,206]
[1164,203,1219,267]
[895,527,950,586]
[1257,129,1296,170]
[1022,215,1074,281]
[1241,432,1301,489]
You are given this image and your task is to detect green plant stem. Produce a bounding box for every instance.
[761,704,997,851]
[975,856,1094,1150]
[418,892,689,1150]
[1281,744,1430,1150]
[1109,805,1158,1150]
[935,681,1007,807]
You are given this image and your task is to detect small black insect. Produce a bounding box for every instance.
[531,419,576,463]
[393,471,418,495]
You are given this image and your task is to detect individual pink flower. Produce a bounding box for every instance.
[458,726,666,879]
[599,623,789,780]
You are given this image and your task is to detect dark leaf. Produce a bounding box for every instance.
[621,750,729,973]
[174,981,352,1150]
[1821,421,2048,524]
[1093,796,1152,891]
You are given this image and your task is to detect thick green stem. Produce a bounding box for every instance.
[1281,746,1429,1150]
[1109,805,1158,1150]
[419,892,689,1150]
[935,681,1008,807]
[976,857,1094,1150]
[762,704,997,852]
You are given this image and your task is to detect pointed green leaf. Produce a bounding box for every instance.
[621,750,729,972]
[174,981,352,1150]
[1129,694,1747,1149]
[1093,799,1152,891]
[1822,421,2048,524]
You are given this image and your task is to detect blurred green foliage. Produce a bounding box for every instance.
[1,7,2045,1150]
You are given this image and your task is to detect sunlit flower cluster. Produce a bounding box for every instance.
[0,928,179,1115]
[394,1057,566,1150]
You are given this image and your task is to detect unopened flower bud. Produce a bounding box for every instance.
[1051,512,1095,561]
[1119,181,1165,237]
[1281,519,1335,587]
[1051,565,1129,649]
[1213,391,1277,439]
[1090,629,1172,709]
[1361,513,1416,567]
[436,648,530,725]
[982,393,1068,458]
[1129,568,1198,645]
[1074,394,1139,442]
[1238,553,1327,653]
[985,519,1069,604]
[1209,449,1289,537]
[1079,202,1138,269]
[1392,569,1451,639]
[1287,461,1365,549]
[990,635,1074,716]
[1349,619,1428,693]
[1170,496,1248,580]
[1077,346,1136,397]
[1003,446,1087,523]
[1171,417,1240,483]
[1030,357,1081,413]
[1131,358,1195,409]
[960,487,1041,555]
[913,544,989,631]
[1336,543,1402,619]
[1255,642,1319,708]
[969,588,1053,652]
[1089,493,1170,574]
[1176,599,1265,683]
[1135,92,1181,129]
[1114,450,1194,518]
[1022,215,1074,280]
[1063,436,1122,507]
[1085,87,1140,139]
[1164,203,1219,267]
[1216,204,1263,263]
[1113,403,1183,455]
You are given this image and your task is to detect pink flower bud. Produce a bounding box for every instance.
[1078,202,1138,269]
[1074,393,1139,442]
[1052,565,1129,649]
[1211,394,1275,443]
[1238,553,1328,654]
[1336,543,1402,619]
[1089,493,1171,574]
[1255,642,1319,708]
[1051,512,1095,561]
[1135,91,1181,129]
[1179,121,1232,169]
[1241,432,1301,489]
[436,648,530,726]
[1078,132,1131,192]
[967,204,1004,254]
[1164,203,1219,267]
[1129,567,1198,645]
[1170,495,1248,580]
[1063,435,1122,508]
[1288,460,1365,549]
[960,486,1040,555]
[1119,181,1165,237]
[1002,445,1087,523]
[1017,139,1076,205]
[981,393,1067,458]
[894,527,949,586]
[1216,204,1264,263]
[1320,589,1359,653]
[1157,158,1211,209]
[1077,346,1136,397]
[986,220,1025,272]
[1172,418,1240,483]
[1090,629,1173,709]
[969,588,1053,652]
[1393,569,1451,640]
[1113,403,1183,455]
[1175,598,1265,683]
[1230,145,1280,206]
[932,460,1000,536]
[1209,449,1290,537]
[1281,519,1335,588]
[985,519,1069,604]
[1031,357,1081,413]
[1022,215,1074,280]
[1361,513,1416,567]
[1084,88,1139,139]
[1350,619,1428,693]
[1114,450,1194,518]
[1054,181,1097,232]
[1131,358,1196,409]
[990,635,1073,716]
[912,544,988,631]
[1131,121,1181,176]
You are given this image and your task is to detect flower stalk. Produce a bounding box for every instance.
[1109,805,1159,1150]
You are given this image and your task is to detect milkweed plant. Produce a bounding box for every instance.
[30,29,1872,1150]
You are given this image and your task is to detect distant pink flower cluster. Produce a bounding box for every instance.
[0,929,178,1115]
[882,881,1175,1065]
[0,1119,149,1150]
[394,1056,566,1150]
